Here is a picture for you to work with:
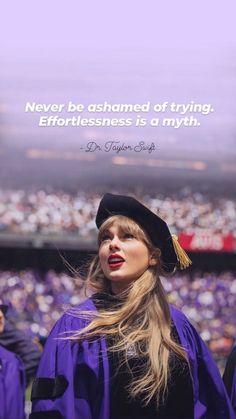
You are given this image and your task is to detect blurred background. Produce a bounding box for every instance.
[0,0,236,385]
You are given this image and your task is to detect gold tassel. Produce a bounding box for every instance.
[171,234,192,270]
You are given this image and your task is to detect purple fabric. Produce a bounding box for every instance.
[0,345,25,419]
[169,306,235,419]
[0,319,41,386]
[32,298,235,419]
[32,299,109,419]
[229,368,236,414]
[223,346,236,414]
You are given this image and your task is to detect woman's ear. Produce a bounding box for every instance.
[149,248,161,266]
[149,253,157,266]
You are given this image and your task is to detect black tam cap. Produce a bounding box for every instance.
[95,193,184,274]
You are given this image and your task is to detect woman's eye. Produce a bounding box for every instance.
[101,234,111,242]
[123,233,134,239]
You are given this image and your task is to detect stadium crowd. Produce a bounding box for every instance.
[0,269,235,365]
[0,187,236,236]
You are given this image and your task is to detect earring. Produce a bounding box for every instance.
[149,259,156,266]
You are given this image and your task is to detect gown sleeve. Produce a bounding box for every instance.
[0,318,41,386]
[176,309,236,419]
[223,346,236,414]
[0,345,26,419]
[30,306,106,419]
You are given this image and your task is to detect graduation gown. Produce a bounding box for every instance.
[0,344,26,419]
[0,318,41,386]
[223,346,236,414]
[30,298,235,419]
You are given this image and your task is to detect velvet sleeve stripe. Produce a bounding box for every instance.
[29,410,64,418]
[31,375,69,400]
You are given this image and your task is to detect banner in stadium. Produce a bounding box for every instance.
[179,232,235,252]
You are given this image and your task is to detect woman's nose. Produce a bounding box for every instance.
[109,236,120,250]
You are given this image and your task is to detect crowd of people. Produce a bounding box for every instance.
[0,269,235,365]
[0,187,236,236]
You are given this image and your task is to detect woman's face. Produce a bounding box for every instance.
[99,221,156,294]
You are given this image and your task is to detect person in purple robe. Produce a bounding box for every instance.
[0,302,26,419]
[0,298,41,387]
[30,193,235,419]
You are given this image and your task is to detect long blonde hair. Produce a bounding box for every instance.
[72,215,188,407]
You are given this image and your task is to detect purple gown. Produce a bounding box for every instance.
[0,345,25,419]
[31,299,235,419]
[223,346,236,414]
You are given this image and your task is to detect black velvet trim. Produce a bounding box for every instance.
[29,410,64,418]
[223,346,236,396]
[31,375,68,401]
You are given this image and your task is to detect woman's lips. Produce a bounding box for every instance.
[108,255,125,269]
[108,261,124,269]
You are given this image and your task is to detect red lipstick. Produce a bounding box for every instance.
[108,254,125,269]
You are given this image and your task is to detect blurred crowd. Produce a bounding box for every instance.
[0,270,84,339]
[0,189,99,237]
[0,269,235,364]
[0,187,236,236]
[162,272,236,363]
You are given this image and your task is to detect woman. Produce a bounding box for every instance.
[30,193,234,419]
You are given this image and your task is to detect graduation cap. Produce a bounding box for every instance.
[96,193,192,273]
